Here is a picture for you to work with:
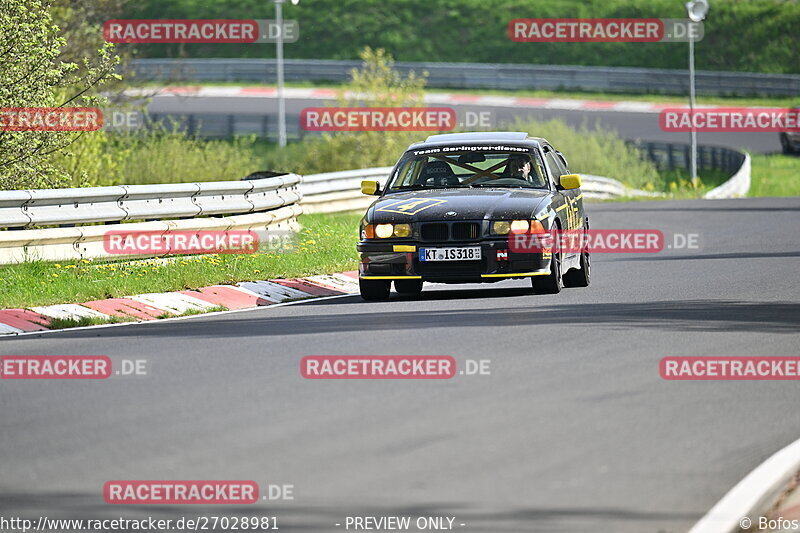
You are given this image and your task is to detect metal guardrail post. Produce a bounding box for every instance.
[667,144,675,171]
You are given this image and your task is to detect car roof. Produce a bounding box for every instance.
[408,131,548,151]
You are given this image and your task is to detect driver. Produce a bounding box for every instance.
[507,155,532,181]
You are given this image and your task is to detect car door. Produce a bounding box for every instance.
[542,145,581,261]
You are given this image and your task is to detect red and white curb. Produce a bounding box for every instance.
[128,86,726,114]
[690,436,800,533]
[0,272,359,336]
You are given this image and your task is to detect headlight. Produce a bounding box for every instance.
[393,224,411,237]
[492,221,511,235]
[375,224,395,238]
[510,220,530,233]
[493,220,545,235]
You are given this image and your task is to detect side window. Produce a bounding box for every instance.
[544,148,567,187]
[556,152,570,174]
[531,150,549,188]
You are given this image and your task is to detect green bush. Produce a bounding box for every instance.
[46,128,264,187]
[122,0,800,74]
[109,131,264,185]
[0,0,119,190]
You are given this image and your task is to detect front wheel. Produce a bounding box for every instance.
[394,279,423,295]
[359,278,390,301]
[563,250,591,288]
[532,251,562,294]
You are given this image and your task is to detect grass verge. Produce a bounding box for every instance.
[38,305,230,331]
[157,306,228,320]
[0,212,361,310]
[749,154,800,197]
[47,315,135,329]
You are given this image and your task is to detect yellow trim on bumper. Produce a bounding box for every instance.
[360,275,423,280]
[392,245,417,252]
[481,271,550,278]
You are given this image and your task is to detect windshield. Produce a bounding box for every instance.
[386,148,549,192]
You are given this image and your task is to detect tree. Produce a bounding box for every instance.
[0,0,120,190]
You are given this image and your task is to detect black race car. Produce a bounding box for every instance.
[780,106,800,154]
[356,132,590,301]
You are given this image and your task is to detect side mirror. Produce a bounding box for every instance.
[560,174,582,190]
[361,180,381,195]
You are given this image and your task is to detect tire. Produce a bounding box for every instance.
[394,279,423,295]
[563,250,591,288]
[359,278,391,301]
[532,249,562,294]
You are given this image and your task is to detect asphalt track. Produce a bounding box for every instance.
[146,95,784,154]
[2,197,799,533]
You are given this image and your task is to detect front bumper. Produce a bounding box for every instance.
[357,240,550,283]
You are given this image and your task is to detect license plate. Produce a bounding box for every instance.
[419,247,482,262]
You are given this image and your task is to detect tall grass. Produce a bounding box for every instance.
[69,131,266,187]
[69,119,674,192]
[112,133,264,185]
[749,154,800,197]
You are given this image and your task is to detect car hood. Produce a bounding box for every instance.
[366,188,551,223]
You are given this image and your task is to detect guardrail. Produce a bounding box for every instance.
[128,58,800,97]
[298,168,661,213]
[0,146,749,264]
[632,141,747,176]
[299,167,390,214]
[630,141,750,198]
[0,175,302,264]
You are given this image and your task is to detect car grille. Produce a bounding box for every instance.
[419,221,482,242]
[452,222,480,240]
[420,223,449,241]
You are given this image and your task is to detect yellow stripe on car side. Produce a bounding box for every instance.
[481,271,550,278]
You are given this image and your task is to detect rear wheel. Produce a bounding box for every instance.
[359,278,390,301]
[563,250,591,288]
[394,279,423,295]
[532,250,562,294]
